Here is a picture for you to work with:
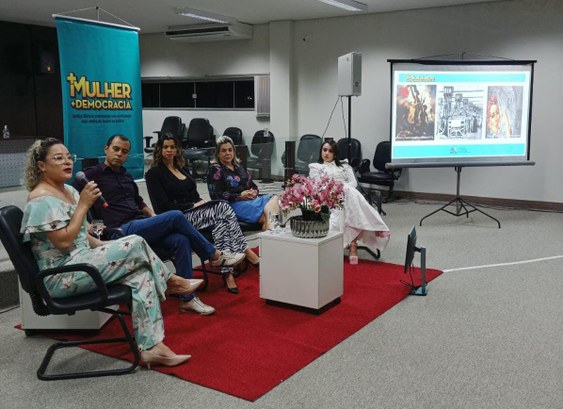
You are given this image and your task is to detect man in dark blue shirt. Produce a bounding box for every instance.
[73,134,244,315]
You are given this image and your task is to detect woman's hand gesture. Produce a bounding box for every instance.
[241,189,257,200]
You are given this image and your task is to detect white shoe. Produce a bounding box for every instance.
[179,297,216,315]
[210,251,245,267]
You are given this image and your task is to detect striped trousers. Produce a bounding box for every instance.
[184,200,248,254]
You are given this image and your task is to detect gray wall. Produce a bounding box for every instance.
[140,0,563,203]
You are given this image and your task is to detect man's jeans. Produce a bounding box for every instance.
[121,210,215,301]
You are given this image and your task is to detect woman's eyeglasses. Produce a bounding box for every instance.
[51,154,77,164]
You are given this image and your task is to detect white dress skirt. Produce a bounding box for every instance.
[309,161,390,253]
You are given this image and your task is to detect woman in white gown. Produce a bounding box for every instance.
[309,140,390,264]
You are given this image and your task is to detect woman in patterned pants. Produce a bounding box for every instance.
[145,134,260,294]
[21,138,202,368]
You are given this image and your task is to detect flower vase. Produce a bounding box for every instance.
[290,209,330,238]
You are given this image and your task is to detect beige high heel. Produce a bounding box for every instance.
[140,350,191,369]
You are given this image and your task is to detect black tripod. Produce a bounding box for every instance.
[419,166,501,228]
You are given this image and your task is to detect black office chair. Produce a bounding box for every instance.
[0,205,139,380]
[335,136,383,215]
[246,130,275,181]
[223,127,244,146]
[358,141,402,202]
[184,118,216,179]
[281,134,322,175]
[336,138,362,171]
[223,127,249,167]
[144,116,186,154]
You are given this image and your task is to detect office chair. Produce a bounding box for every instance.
[333,137,383,214]
[358,141,402,202]
[223,127,244,146]
[144,116,186,154]
[0,205,139,380]
[184,118,216,179]
[336,138,362,171]
[223,127,249,168]
[246,130,275,181]
[293,134,323,175]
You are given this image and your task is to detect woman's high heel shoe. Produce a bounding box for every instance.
[223,273,240,294]
[140,350,191,369]
[348,243,359,265]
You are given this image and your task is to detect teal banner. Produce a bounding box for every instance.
[56,17,144,178]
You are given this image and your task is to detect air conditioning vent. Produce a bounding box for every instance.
[165,23,253,42]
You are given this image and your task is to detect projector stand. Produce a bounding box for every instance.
[410,246,427,296]
[419,166,501,228]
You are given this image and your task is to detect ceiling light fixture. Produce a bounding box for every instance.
[175,7,232,24]
[316,0,368,12]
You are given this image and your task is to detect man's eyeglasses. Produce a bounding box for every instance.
[51,154,77,164]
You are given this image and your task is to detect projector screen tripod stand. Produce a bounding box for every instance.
[419,166,501,228]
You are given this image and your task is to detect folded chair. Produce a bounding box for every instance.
[0,205,139,380]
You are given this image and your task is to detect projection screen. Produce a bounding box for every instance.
[389,59,536,168]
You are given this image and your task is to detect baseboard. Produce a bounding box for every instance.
[394,190,563,213]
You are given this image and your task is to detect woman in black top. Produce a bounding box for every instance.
[145,134,260,294]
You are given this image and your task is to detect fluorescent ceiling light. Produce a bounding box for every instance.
[175,7,232,24]
[316,0,368,12]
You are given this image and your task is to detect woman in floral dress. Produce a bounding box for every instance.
[20,137,199,368]
[207,136,280,231]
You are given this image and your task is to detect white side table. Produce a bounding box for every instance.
[258,230,343,312]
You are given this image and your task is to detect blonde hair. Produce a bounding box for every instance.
[214,135,240,165]
[23,137,63,191]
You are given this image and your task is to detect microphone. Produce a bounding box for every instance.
[75,171,109,208]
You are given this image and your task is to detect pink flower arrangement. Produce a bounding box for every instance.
[279,174,344,216]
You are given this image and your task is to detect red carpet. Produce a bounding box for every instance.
[46,258,441,401]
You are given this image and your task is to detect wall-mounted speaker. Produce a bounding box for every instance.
[32,43,57,74]
[338,52,362,97]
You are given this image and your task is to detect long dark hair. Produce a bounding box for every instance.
[317,140,343,167]
[151,133,186,169]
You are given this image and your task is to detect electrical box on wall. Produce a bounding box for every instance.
[338,52,362,97]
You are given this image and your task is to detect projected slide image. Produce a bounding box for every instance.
[436,84,484,140]
[395,84,436,141]
[486,86,523,139]
[389,61,534,166]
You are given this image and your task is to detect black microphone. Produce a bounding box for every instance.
[75,171,109,208]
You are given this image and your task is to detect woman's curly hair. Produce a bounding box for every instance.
[151,133,186,169]
[23,137,63,191]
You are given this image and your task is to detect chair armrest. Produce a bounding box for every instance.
[349,157,361,169]
[35,263,110,313]
[389,168,402,179]
[359,159,371,174]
